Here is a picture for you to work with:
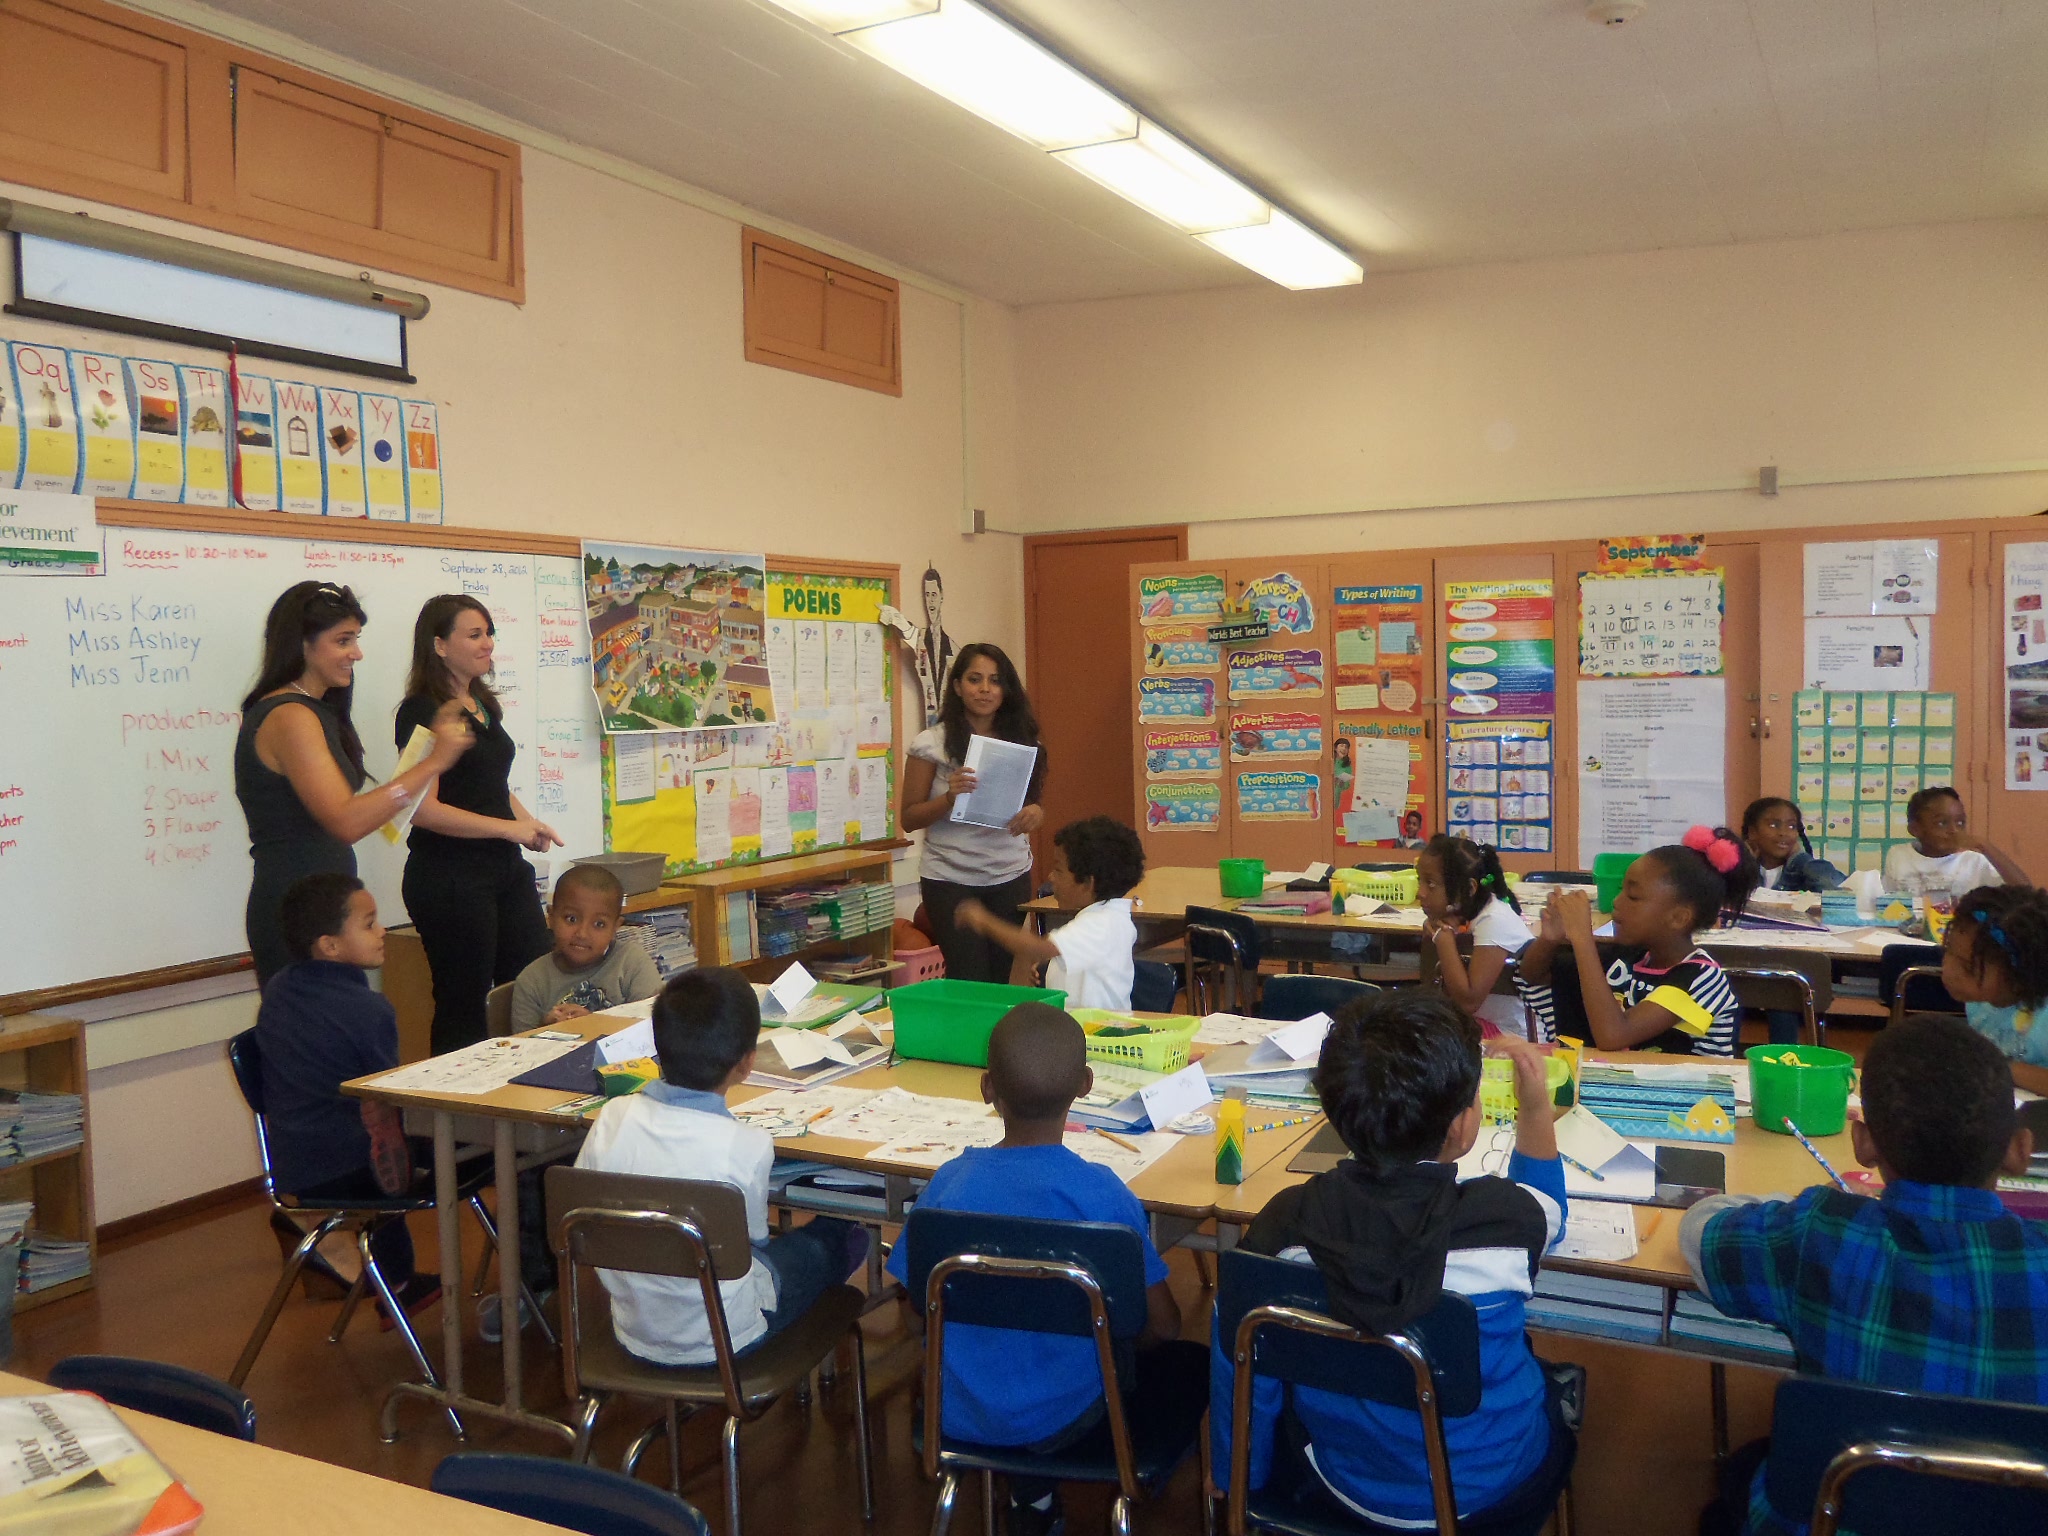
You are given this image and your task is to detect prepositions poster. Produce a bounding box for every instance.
[1578,570,1724,678]
[1447,719,1553,852]
[1444,579,1555,716]
[1237,770,1320,822]
[2005,541,2048,790]
[1146,780,1221,831]
[1576,678,1727,865]
[1336,718,1427,848]
[1332,584,1425,713]
[583,542,774,735]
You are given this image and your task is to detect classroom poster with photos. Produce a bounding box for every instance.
[1446,719,1553,853]
[1335,718,1428,848]
[2004,542,2048,790]
[1792,689,1955,873]
[1577,569,1725,678]
[1332,584,1426,713]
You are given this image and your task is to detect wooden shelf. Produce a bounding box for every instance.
[0,1143,87,1177]
[0,1016,93,1313]
[666,843,906,897]
[735,937,893,977]
[15,1275,92,1314]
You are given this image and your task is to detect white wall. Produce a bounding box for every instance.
[5,142,1026,1225]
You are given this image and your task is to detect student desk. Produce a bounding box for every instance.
[346,1008,1325,1442]
[1021,866,1428,943]
[0,1370,561,1535]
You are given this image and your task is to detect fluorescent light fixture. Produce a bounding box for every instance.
[1053,119,1270,234]
[762,0,935,29]
[833,1,1138,151]
[1199,209,1363,289]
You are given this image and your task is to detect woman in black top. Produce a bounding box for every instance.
[398,594,562,1055]
[235,583,471,986]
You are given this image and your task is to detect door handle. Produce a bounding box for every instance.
[1750,716,1772,739]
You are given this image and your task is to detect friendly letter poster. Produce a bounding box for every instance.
[1227,647,1324,700]
[1447,719,1553,852]
[232,372,280,512]
[1144,727,1222,779]
[1578,570,1724,678]
[1336,718,1427,848]
[1228,711,1322,761]
[1444,579,1555,716]
[2004,541,2048,790]
[1333,584,1425,712]
[583,542,775,735]
[1138,572,1225,625]
[125,359,185,503]
[9,343,79,495]
[1146,780,1221,832]
[176,364,230,507]
[1238,770,1320,822]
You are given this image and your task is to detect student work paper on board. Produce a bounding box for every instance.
[949,737,1039,829]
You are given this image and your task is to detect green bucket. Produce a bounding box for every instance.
[1218,858,1267,899]
[888,979,1068,1068]
[1746,1044,1855,1137]
[1592,852,1638,912]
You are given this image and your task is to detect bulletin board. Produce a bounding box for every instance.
[1792,688,1956,875]
[600,566,899,875]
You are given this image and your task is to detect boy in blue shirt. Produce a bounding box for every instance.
[1216,992,1572,1527]
[886,1003,1205,1536]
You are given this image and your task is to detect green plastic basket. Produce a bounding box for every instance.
[1218,858,1267,898]
[1070,1010,1201,1073]
[1592,852,1639,912]
[886,979,1067,1067]
[1746,1043,1855,1137]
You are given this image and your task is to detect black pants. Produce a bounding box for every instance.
[404,851,551,1057]
[292,1166,416,1287]
[922,872,1035,985]
[1008,1339,1211,1507]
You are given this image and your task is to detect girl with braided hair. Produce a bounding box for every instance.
[1417,834,1535,1038]
[1944,884,2048,1096]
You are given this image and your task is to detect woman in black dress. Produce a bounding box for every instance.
[397,594,562,1055]
[235,582,472,987]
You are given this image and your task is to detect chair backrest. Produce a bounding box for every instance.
[1214,1250,1481,1416]
[1517,871,1595,885]
[485,982,517,1039]
[1129,959,1179,1014]
[901,1209,1151,1343]
[47,1355,258,1441]
[1723,948,1834,1011]
[1763,1377,2048,1536]
[432,1452,711,1536]
[544,1165,753,1281]
[1878,943,1953,1011]
[226,1029,279,1194]
[1186,905,1262,968]
[1257,973,1380,1023]
[1719,964,1824,1044]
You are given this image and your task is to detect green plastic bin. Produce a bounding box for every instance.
[1218,858,1267,899]
[1592,852,1639,912]
[887,979,1068,1067]
[1746,1043,1855,1137]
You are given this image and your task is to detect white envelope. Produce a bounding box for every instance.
[595,1018,656,1065]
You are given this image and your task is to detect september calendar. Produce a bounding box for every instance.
[1578,570,1724,678]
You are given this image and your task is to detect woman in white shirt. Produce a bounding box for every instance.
[900,643,1046,983]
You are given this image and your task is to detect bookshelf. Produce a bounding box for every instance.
[626,843,907,980]
[0,1015,93,1312]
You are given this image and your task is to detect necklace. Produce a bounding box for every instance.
[287,681,317,699]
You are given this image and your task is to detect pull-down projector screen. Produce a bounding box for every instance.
[11,233,411,380]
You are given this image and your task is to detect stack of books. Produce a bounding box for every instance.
[0,1092,83,1165]
[1525,1268,1666,1345]
[621,908,697,978]
[757,881,896,958]
[1668,1292,1794,1361]
[21,1231,90,1292]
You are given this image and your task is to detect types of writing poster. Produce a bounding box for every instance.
[1138,572,1226,625]
[1336,718,1426,848]
[1576,678,1726,865]
[1444,579,1555,716]
[1146,781,1221,831]
[1804,540,1938,616]
[1237,770,1320,822]
[70,351,135,498]
[1144,727,1223,779]
[232,373,280,512]
[1802,616,1930,692]
[125,359,184,503]
[8,343,78,495]
[1793,689,1956,870]
[1447,720,1553,853]
[1141,623,1222,673]
[1228,711,1321,762]
[1139,675,1215,722]
[1578,570,1724,677]
[176,365,230,508]
[582,542,775,735]
[1332,584,1425,712]
[2005,542,2048,790]
[1227,647,1324,700]
[1240,570,1316,635]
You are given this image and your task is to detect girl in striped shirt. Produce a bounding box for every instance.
[1517,826,1757,1055]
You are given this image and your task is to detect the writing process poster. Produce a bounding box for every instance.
[1444,580,1555,716]
[583,542,775,735]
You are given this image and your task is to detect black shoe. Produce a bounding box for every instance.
[1007,1494,1065,1536]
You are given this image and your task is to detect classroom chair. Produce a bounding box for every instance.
[224,1029,543,1423]
[901,1208,1212,1536]
[1878,942,1956,1029]
[1217,1250,1576,1536]
[1514,871,1595,886]
[1256,974,1379,1023]
[47,1355,257,1441]
[1185,906,1264,1014]
[1757,1377,2048,1536]
[485,981,516,1038]
[545,1165,874,1536]
[1718,953,1832,1047]
[432,1452,712,1536]
[1131,959,1181,1014]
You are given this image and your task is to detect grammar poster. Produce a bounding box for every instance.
[583,542,775,735]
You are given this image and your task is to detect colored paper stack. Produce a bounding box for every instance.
[621,909,697,978]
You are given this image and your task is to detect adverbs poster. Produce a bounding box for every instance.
[1447,720,1553,852]
[2003,542,2048,790]
[1576,679,1726,866]
[1240,571,1316,635]
[1333,584,1425,712]
[1336,718,1427,848]
[1226,647,1325,700]
[1138,572,1226,625]
[1144,727,1223,778]
[583,542,775,734]
[69,351,135,498]
[125,358,184,503]
[1444,579,1555,716]
[7,343,77,495]
[1146,780,1222,832]
[1228,711,1322,761]
[1794,688,1957,868]
[1578,570,1724,678]
[1141,623,1222,673]
[1238,770,1320,822]
[1139,675,1216,722]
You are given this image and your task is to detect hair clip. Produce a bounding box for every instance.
[1680,825,1716,853]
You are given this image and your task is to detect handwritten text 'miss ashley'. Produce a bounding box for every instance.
[64,595,203,687]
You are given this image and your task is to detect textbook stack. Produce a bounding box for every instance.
[0,1091,83,1166]
[1525,1269,1667,1345]
[621,908,698,979]
[20,1232,92,1293]
[1668,1292,1794,1362]
[757,881,895,958]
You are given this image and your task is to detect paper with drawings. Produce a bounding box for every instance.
[826,620,857,704]
[731,1086,878,1137]
[1194,1013,1282,1046]
[949,736,1039,829]
[1552,1200,1640,1262]
[868,1121,1007,1168]
[810,1086,997,1144]
[370,1035,589,1095]
[856,623,886,702]
[1064,1129,1181,1182]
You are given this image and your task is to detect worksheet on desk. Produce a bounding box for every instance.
[808,1086,996,1144]
[369,1035,588,1095]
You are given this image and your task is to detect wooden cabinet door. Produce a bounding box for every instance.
[1985,531,2048,879]
[1222,560,1331,873]
[0,0,189,203]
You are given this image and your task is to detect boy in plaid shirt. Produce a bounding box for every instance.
[1682,1014,2047,1536]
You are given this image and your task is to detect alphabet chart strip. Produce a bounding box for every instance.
[1578,570,1724,678]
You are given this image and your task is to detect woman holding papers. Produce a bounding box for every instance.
[900,643,1047,983]
[235,583,473,987]
[397,594,563,1055]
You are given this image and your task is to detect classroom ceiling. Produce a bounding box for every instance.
[198,0,2048,306]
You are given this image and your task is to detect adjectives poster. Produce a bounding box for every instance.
[1336,718,1427,848]
[1333,584,1425,713]
[1444,579,1555,716]
[1447,720,1553,853]
[2005,542,2048,790]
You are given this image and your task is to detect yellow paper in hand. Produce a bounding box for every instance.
[379,725,437,843]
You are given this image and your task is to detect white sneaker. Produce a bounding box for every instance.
[477,1292,531,1344]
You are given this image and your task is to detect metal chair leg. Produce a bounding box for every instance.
[356,1225,462,1441]
[622,1419,662,1479]
[981,1469,996,1536]
[569,1394,604,1464]
[229,1216,345,1386]
[722,1415,743,1536]
[467,1194,498,1297]
[665,1402,683,1497]
[1193,1247,1214,1289]
[1111,1493,1133,1536]
[931,1473,960,1536]
[327,1269,370,1343]
[852,1329,876,1521]
[1710,1360,1730,1465]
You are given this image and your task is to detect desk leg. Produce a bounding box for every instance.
[438,1112,464,1400]
[496,1118,523,1414]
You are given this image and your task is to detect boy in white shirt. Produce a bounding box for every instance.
[954,816,1144,1010]
[1882,785,2029,897]
[571,967,868,1365]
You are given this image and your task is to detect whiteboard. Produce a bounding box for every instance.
[0,524,603,995]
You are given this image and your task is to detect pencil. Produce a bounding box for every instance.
[1782,1117,1851,1191]
[1092,1126,1143,1154]
[1248,1113,1319,1135]
[1560,1152,1607,1183]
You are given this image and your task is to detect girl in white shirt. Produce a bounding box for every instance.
[1418,834,1535,1038]
[954,817,1143,1010]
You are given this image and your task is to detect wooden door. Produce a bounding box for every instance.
[1222,559,1331,872]
[1986,531,2048,879]
[1325,555,1435,864]
[1026,527,1186,871]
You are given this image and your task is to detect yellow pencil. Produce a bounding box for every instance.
[1092,1126,1143,1154]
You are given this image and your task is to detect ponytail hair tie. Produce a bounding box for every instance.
[1681,824,1742,874]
